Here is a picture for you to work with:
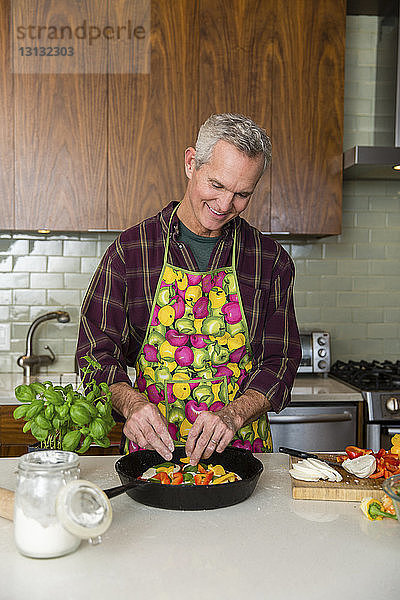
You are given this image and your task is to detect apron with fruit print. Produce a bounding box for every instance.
[124,207,273,454]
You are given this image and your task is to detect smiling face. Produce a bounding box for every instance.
[177,140,264,237]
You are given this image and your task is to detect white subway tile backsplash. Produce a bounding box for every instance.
[30,273,64,289]
[30,240,63,255]
[9,306,29,321]
[64,273,92,289]
[81,257,101,273]
[47,257,80,272]
[0,240,29,255]
[0,306,10,320]
[47,290,81,306]
[13,256,47,272]
[354,244,386,259]
[0,290,11,304]
[63,240,97,256]
[368,323,399,339]
[0,273,29,288]
[12,290,46,305]
[337,292,368,307]
[320,277,353,291]
[0,257,12,271]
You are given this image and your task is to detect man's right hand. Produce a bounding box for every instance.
[110,382,174,460]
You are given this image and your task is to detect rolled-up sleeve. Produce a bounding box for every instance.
[76,239,132,387]
[242,249,301,413]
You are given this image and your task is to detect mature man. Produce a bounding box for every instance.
[76,113,301,465]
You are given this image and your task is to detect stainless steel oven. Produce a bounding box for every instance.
[268,403,358,452]
[330,360,400,451]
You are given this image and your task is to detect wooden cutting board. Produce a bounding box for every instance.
[289,454,385,502]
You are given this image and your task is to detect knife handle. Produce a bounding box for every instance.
[278,447,319,461]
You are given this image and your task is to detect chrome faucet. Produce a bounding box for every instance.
[17,311,70,381]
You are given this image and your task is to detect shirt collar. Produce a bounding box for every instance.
[159,201,240,240]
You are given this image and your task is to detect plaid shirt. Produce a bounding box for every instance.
[77,201,301,413]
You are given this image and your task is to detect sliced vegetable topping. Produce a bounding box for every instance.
[139,458,241,485]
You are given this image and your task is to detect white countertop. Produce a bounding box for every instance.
[0,454,398,600]
[291,375,363,402]
[0,373,362,405]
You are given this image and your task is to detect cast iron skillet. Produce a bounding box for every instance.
[105,446,263,511]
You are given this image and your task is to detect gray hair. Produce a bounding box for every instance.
[194,113,272,172]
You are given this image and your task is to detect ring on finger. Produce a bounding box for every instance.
[210,439,218,445]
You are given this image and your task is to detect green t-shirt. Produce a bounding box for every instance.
[177,220,221,272]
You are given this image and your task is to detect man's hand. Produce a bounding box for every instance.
[110,382,174,460]
[185,389,271,465]
[185,404,242,465]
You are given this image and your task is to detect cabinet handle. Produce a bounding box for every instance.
[268,412,352,424]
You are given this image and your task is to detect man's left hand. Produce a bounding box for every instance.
[185,389,271,464]
[185,404,242,465]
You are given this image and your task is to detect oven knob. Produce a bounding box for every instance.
[386,397,400,413]
[318,360,327,370]
[318,349,327,357]
[317,337,327,346]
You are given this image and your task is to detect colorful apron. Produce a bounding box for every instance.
[124,207,272,454]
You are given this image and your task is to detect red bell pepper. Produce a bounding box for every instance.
[345,446,367,459]
[373,448,385,460]
[383,454,399,465]
[153,472,171,485]
[171,472,184,485]
[194,471,214,485]
[369,468,384,479]
[202,471,214,485]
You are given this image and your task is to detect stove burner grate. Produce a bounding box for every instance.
[330,360,400,391]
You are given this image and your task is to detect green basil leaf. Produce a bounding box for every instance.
[15,384,35,403]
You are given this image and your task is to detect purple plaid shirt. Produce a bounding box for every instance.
[77,201,301,413]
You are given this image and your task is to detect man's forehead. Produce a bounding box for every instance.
[204,142,263,182]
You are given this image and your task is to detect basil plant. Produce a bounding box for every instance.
[14,356,115,453]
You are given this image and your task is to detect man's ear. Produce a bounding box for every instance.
[184,147,196,179]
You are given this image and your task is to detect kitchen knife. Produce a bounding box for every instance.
[278,446,343,468]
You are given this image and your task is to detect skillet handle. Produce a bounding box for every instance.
[103,480,148,499]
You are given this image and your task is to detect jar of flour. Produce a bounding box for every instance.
[14,451,81,558]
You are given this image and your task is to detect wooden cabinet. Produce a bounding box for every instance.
[0,405,123,457]
[12,0,108,232]
[1,0,345,235]
[14,74,108,231]
[195,0,345,235]
[108,0,199,229]
[107,0,346,235]
[196,0,274,234]
[270,0,345,235]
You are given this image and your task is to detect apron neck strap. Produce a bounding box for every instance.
[163,203,237,269]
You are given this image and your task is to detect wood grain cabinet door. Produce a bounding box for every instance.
[13,1,108,231]
[108,0,199,230]
[271,0,345,235]
[198,0,274,233]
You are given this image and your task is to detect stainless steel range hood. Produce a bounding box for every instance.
[343,146,400,179]
[343,2,400,180]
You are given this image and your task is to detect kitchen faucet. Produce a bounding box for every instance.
[17,311,70,382]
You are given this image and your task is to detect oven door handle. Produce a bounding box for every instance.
[386,427,400,435]
[268,411,353,424]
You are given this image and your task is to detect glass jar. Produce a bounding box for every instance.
[14,450,81,558]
